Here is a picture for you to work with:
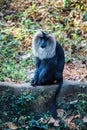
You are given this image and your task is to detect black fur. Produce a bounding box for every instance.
[31,34,65,119]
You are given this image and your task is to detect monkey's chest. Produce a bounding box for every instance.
[39,57,58,71]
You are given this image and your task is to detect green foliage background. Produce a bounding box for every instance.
[0,0,87,82]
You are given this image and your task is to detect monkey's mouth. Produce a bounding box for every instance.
[39,47,46,52]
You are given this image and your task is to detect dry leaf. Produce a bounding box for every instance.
[39,117,47,124]
[25,36,32,47]
[74,114,80,118]
[57,109,65,117]
[48,117,60,127]
[82,116,87,123]
[64,116,74,124]
[54,120,60,127]
[70,100,78,104]
[64,116,79,130]
[7,122,18,130]
[55,0,65,7]
[69,122,79,130]
[48,128,55,130]
[21,53,31,59]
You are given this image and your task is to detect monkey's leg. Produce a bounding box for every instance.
[31,69,39,86]
[37,69,55,85]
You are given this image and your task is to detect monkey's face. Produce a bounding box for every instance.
[32,30,56,60]
[39,32,49,53]
[39,36,48,49]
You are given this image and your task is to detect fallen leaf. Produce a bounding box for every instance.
[74,114,80,118]
[64,116,80,130]
[48,128,55,130]
[57,109,66,117]
[25,36,32,47]
[48,117,60,127]
[39,117,47,124]
[54,120,60,127]
[70,100,78,104]
[64,116,74,124]
[21,53,31,59]
[82,116,87,123]
[7,122,18,130]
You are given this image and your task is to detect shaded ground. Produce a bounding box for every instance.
[64,61,87,82]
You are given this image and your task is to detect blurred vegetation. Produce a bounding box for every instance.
[0,88,87,130]
[0,0,87,82]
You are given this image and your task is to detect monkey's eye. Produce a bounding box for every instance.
[39,36,49,43]
[44,37,49,41]
[46,37,49,41]
[39,37,43,40]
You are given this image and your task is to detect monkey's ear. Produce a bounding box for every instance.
[32,30,43,50]
[48,33,56,41]
[38,29,43,32]
[36,29,43,34]
[34,30,43,38]
[48,33,55,38]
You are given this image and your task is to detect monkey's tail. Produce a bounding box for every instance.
[52,78,63,119]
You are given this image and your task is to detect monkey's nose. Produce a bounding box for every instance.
[41,44,46,48]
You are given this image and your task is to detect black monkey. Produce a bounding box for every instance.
[31,30,65,119]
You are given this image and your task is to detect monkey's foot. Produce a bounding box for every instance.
[31,79,37,87]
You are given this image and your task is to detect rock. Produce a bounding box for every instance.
[0,80,87,121]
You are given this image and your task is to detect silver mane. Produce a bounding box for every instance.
[32,30,56,60]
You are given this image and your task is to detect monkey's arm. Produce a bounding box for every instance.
[31,57,41,86]
[38,57,57,85]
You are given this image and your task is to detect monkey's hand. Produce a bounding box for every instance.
[31,69,39,87]
[31,79,37,87]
